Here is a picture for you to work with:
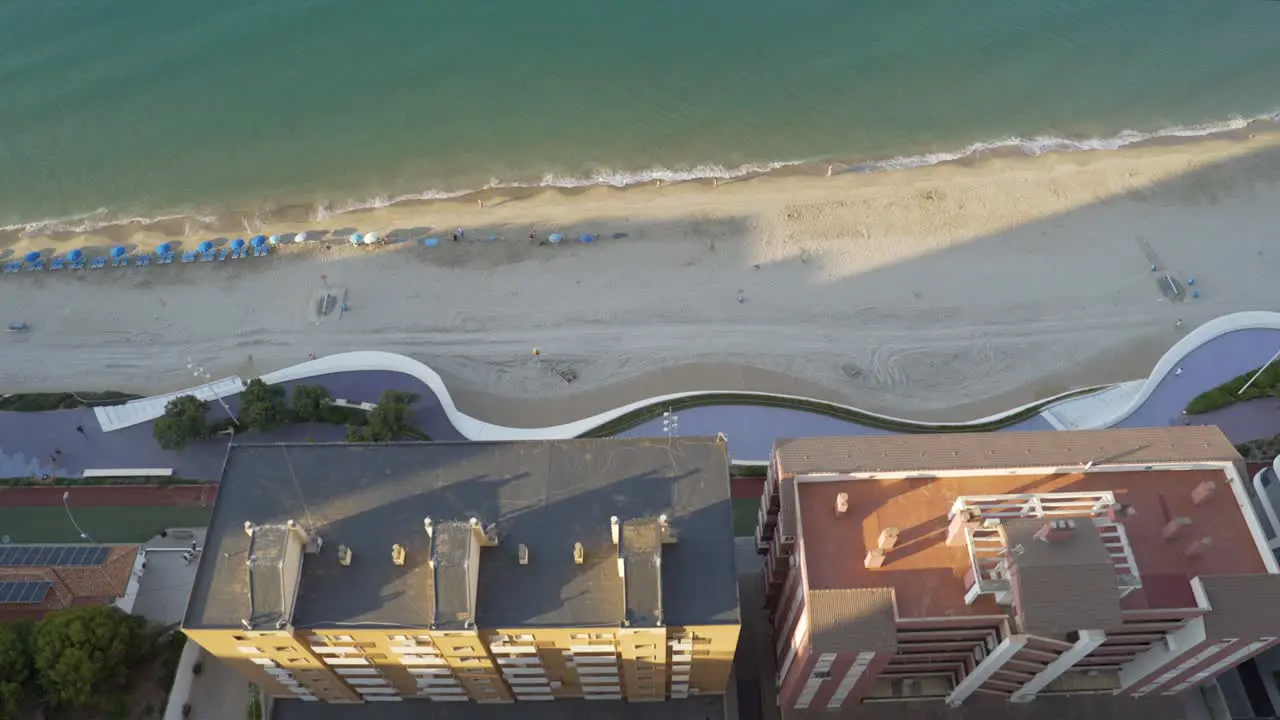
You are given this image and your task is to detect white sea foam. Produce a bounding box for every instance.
[6,110,1278,234]
[848,113,1279,173]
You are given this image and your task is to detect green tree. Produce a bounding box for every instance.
[346,390,419,442]
[31,606,148,709]
[153,394,211,450]
[290,384,332,423]
[239,378,287,431]
[0,622,31,720]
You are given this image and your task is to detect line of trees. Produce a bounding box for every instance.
[152,381,424,449]
[0,605,155,720]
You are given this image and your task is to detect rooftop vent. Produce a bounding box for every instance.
[391,544,406,566]
[337,545,352,567]
[518,544,529,566]
[573,542,585,565]
[835,492,849,516]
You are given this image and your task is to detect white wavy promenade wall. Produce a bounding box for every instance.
[98,311,1280,439]
[1037,310,1280,429]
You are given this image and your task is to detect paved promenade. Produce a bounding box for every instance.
[1,318,1277,477]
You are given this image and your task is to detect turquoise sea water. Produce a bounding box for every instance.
[0,0,1278,228]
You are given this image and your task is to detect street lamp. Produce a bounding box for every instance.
[1239,347,1280,397]
[186,357,239,425]
[662,409,679,438]
[62,491,94,543]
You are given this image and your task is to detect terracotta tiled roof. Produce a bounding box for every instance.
[774,427,1240,476]
[0,545,138,620]
[1003,519,1123,636]
[806,587,898,654]
[1197,574,1280,640]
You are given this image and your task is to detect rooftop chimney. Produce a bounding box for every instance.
[391,544,406,566]
[573,542,585,565]
[1185,536,1212,558]
[1035,518,1076,543]
[1163,516,1192,541]
[518,544,529,565]
[337,545,352,566]
[835,492,850,516]
[1191,481,1217,506]
[877,527,900,552]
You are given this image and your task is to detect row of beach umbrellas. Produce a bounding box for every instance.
[22,234,304,263]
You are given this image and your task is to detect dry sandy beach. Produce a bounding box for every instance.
[2,133,1280,424]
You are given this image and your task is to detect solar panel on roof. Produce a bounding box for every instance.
[0,581,52,604]
[0,545,109,567]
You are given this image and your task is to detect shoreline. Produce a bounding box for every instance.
[0,127,1278,422]
[2,110,1278,244]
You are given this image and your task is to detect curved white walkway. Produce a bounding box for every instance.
[94,310,1280,439]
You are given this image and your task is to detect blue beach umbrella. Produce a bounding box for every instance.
[251,235,267,247]
[424,238,439,247]
[231,238,246,250]
[156,242,172,256]
[548,233,563,244]
[110,246,127,258]
[349,233,363,246]
[197,241,214,253]
[68,249,84,261]
[24,251,41,263]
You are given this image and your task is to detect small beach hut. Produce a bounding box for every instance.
[156,243,172,256]
[349,233,363,246]
[268,235,280,246]
[363,231,379,245]
[294,232,307,244]
[68,249,83,262]
[110,246,127,259]
[197,241,214,253]
[231,238,246,251]
[24,251,41,264]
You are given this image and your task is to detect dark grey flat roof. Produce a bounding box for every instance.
[185,439,737,630]
[272,697,724,720]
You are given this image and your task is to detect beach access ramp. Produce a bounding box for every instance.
[94,376,245,432]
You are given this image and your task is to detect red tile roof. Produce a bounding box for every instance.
[0,545,138,621]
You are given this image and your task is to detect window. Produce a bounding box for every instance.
[515,634,535,642]
[571,634,590,640]
[332,635,354,643]
[390,635,409,643]
[274,647,293,653]
[233,635,250,642]
[414,635,433,643]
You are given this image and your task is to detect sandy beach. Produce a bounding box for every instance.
[2,133,1279,423]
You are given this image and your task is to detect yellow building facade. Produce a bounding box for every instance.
[181,439,740,705]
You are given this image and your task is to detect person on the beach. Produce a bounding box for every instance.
[452,232,459,242]
[75,424,84,434]
[457,227,465,239]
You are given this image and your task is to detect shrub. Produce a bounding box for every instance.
[239,379,287,431]
[1185,363,1280,414]
[153,395,211,450]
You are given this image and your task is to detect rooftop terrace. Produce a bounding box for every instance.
[185,439,737,630]
[796,466,1264,620]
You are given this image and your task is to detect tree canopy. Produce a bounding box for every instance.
[346,390,419,442]
[152,394,211,450]
[239,378,287,430]
[290,384,332,423]
[30,606,148,709]
[0,623,31,720]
